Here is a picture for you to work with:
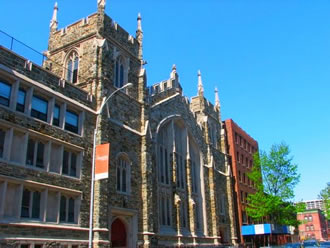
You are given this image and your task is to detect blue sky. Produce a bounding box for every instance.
[0,0,329,201]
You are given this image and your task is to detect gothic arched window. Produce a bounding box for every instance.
[116,154,130,194]
[114,56,125,88]
[66,51,79,84]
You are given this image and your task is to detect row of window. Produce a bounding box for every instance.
[0,80,81,134]
[304,215,313,222]
[235,132,256,154]
[17,244,79,248]
[0,126,82,178]
[158,193,202,231]
[0,180,80,224]
[158,147,199,193]
[236,151,253,168]
[238,170,254,187]
[240,190,249,204]
[65,50,129,90]
[305,225,315,231]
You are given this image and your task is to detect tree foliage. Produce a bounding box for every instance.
[246,142,301,226]
[319,182,330,220]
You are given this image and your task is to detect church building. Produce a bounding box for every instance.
[0,1,238,247]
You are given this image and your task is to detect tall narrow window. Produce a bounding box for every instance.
[65,110,79,133]
[66,51,79,84]
[26,138,45,168]
[52,104,60,126]
[116,156,130,193]
[114,56,125,88]
[21,189,41,219]
[62,150,78,177]
[21,189,30,218]
[31,95,48,121]
[16,88,26,112]
[195,203,201,230]
[176,153,185,189]
[0,81,11,107]
[60,195,76,223]
[181,201,187,228]
[0,128,5,158]
[68,197,75,223]
[60,195,67,222]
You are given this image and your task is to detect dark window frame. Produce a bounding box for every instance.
[0,80,11,107]
[65,109,79,134]
[31,95,48,122]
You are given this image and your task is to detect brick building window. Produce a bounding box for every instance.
[0,80,11,107]
[66,51,79,84]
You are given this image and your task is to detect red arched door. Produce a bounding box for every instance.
[111,218,127,247]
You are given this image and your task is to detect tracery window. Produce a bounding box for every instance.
[116,155,130,194]
[66,51,79,84]
[157,118,204,232]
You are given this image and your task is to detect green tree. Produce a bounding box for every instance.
[246,142,301,226]
[319,182,330,220]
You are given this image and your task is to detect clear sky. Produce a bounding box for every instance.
[0,0,329,202]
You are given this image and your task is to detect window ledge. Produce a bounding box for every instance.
[116,191,131,196]
[0,220,86,230]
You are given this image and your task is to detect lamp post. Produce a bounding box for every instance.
[88,83,133,248]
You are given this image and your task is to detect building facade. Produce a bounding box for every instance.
[297,209,328,242]
[301,199,325,212]
[222,119,258,244]
[0,1,238,247]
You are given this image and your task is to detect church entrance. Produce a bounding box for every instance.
[111,218,127,248]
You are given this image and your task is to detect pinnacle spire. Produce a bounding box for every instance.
[198,70,204,96]
[136,13,143,60]
[50,2,58,30]
[215,87,220,110]
[137,13,142,32]
[170,64,177,79]
[97,0,106,11]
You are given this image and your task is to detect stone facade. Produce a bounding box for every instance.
[0,1,238,247]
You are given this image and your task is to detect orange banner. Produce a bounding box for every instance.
[95,143,110,180]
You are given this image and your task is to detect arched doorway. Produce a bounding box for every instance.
[111,218,127,248]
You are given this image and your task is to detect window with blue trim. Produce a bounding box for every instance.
[65,110,79,134]
[31,95,48,121]
[0,81,11,107]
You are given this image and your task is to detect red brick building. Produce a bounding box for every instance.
[297,209,328,241]
[223,119,259,244]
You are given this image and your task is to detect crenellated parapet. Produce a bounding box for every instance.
[149,65,182,105]
[48,13,99,52]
